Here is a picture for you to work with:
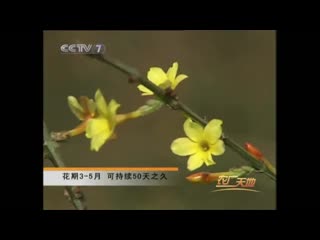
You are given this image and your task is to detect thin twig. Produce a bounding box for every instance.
[85,54,276,181]
[43,122,87,210]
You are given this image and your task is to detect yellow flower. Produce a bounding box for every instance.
[85,89,120,152]
[67,89,121,152]
[137,62,188,96]
[171,118,225,171]
[66,89,164,152]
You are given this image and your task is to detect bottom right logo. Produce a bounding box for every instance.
[212,176,260,193]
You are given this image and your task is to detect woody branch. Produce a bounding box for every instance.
[85,53,276,181]
[43,122,87,210]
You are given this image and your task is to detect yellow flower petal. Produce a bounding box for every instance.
[210,140,225,156]
[108,99,120,116]
[90,131,111,152]
[147,67,168,85]
[158,80,172,89]
[87,99,96,116]
[68,96,85,120]
[95,89,109,118]
[167,62,178,83]
[187,152,205,171]
[142,92,154,96]
[183,118,204,142]
[172,74,188,89]
[108,99,121,128]
[204,119,223,144]
[137,84,153,95]
[171,137,199,156]
[204,152,216,166]
[85,118,111,139]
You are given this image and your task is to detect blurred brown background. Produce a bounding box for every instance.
[44,30,276,210]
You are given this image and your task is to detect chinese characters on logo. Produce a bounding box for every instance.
[217,176,256,188]
[212,176,259,192]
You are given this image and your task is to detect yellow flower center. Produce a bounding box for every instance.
[199,141,210,152]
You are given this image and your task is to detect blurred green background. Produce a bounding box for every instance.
[43,30,276,210]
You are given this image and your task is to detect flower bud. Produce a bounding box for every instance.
[244,142,264,160]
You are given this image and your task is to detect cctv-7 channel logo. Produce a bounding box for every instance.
[60,43,105,54]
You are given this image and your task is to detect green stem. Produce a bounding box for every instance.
[85,54,276,181]
[43,122,87,210]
